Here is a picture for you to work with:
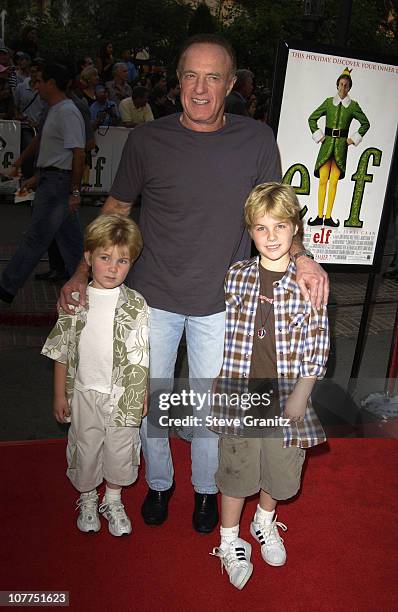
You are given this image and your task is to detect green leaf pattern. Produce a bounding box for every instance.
[42,285,149,427]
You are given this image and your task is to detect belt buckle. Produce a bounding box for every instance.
[332,128,340,138]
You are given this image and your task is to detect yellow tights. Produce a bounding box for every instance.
[318,159,341,218]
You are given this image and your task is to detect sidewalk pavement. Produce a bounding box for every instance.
[0,200,397,441]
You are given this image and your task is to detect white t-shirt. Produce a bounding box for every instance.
[36,99,85,170]
[75,285,119,394]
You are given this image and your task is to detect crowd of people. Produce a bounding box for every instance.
[0,35,272,285]
[0,34,271,131]
[0,42,182,128]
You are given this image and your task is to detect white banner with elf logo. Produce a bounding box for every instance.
[0,121,130,196]
[83,126,130,194]
[0,120,20,193]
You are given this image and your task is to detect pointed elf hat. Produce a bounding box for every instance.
[339,67,352,78]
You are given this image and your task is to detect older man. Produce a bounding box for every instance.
[225,68,254,116]
[106,62,132,104]
[60,34,328,534]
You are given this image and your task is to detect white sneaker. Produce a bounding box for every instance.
[99,499,132,536]
[210,538,253,590]
[250,517,287,566]
[76,491,101,533]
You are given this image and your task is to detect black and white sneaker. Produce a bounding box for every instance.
[210,538,253,590]
[250,517,287,566]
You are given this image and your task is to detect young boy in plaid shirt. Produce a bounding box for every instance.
[210,183,329,589]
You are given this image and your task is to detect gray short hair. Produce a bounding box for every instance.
[233,69,254,91]
[113,62,128,77]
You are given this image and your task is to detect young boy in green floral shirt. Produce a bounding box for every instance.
[42,214,149,536]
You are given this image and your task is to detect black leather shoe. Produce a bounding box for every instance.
[307,216,323,226]
[0,285,14,304]
[192,492,219,533]
[141,484,174,525]
[324,217,340,227]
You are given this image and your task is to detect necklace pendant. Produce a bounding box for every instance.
[257,328,266,339]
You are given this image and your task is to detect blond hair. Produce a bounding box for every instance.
[84,214,143,262]
[244,182,301,228]
[80,65,98,86]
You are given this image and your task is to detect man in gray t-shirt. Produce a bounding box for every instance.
[0,63,85,302]
[59,36,329,534]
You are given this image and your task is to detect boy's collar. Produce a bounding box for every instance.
[255,256,297,292]
[71,283,129,312]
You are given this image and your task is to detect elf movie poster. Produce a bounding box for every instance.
[276,46,398,265]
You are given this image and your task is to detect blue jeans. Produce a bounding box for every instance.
[1,170,83,296]
[140,307,226,494]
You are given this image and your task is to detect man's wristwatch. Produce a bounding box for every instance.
[70,189,80,198]
[294,248,315,262]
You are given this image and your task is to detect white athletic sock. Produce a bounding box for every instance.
[254,504,275,525]
[104,486,122,503]
[81,489,97,499]
[220,524,240,550]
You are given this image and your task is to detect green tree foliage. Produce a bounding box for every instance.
[220,0,398,85]
[219,0,304,84]
[1,0,192,68]
[349,0,398,54]
[1,0,396,79]
[188,2,217,36]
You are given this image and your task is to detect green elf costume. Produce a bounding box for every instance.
[308,68,370,227]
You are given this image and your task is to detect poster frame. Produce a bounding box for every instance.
[269,40,398,274]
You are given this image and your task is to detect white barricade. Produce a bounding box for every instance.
[84,127,130,194]
[0,120,21,194]
[0,121,129,196]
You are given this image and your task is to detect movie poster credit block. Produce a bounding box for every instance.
[272,43,398,268]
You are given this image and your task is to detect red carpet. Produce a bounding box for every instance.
[1,438,397,611]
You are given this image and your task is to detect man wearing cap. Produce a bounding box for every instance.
[308,68,370,227]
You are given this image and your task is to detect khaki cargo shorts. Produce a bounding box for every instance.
[66,388,141,492]
[215,434,306,500]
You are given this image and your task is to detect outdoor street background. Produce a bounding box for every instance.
[0,196,397,441]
